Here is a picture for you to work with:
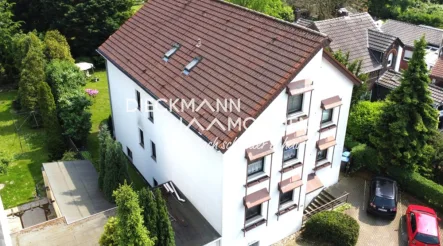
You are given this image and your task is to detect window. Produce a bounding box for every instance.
[283,146,297,162]
[136,90,141,110]
[316,149,327,161]
[387,53,393,67]
[148,101,154,122]
[151,141,157,161]
[279,190,294,205]
[127,147,132,160]
[139,129,144,148]
[247,158,264,177]
[246,205,261,220]
[163,43,180,62]
[321,109,333,123]
[183,56,202,75]
[287,94,303,114]
[404,50,413,61]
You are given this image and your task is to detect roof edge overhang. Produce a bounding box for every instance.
[322,50,362,86]
[96,49,215,151]
[97,38,330,155]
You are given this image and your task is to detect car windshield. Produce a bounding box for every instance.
[415,233,440,244]
[373,196,395,207]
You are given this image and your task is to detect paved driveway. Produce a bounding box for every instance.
[276,173,443,246]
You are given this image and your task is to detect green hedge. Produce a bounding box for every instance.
[350,144,380,174]
[304,211,359,246]
[387,166,443,212]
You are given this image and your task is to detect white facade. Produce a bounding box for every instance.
[105,48,356,246]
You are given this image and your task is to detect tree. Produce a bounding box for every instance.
[45,60,86,102]
[103,141,129,202]
[332,49,368,106]
[38,82,66,159]
[138,188,158,243]
[99,217,119,246]
[228,0,294,22]
[98,124,111,190]
[44,30,74,63]
[113,183,154,246]
[347,101,385,144]
[57,90,92,144]
[0,0,21,85]
[154,189,175,246]
[371,36,439,170]
[18,44,46,111]
[13,32,45,71]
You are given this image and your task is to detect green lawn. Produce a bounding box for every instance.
[0,91,48,208]
[0,71,146,209]
[85,71,148,190]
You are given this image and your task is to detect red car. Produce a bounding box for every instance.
[406,205,440,246]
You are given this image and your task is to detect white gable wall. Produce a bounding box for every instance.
[107,61,224,233]
[220,49,355,246]
[106,47,355,245]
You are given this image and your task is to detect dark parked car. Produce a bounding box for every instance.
[367,176,398,219]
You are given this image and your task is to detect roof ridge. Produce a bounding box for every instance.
[314,12,371,24]
[369,28,398,39]
[212,0,329,38]
[386,19,443,32]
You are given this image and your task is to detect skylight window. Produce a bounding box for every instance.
[163,44,180,62]
[183,56,202,75]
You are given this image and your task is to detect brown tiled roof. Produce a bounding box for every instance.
[98,0,330,152]
[431,57,443,80]
[381,20,443,47]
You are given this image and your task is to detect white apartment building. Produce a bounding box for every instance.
[98,0,361,245]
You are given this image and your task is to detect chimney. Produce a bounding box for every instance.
[295,8,301,21]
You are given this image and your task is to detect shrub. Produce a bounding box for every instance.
[38,82,66,160]
[387,166,443,212]
[44,30,74,63]
[350,144,380,174]
[0,151,12,175]
[344,134,361,150]
[99,217,118,246]
[304,211,359,246]
[80,151,92,161]
[61,151,78,161]
[347,101,384,144]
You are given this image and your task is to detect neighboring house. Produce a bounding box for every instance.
[375,69,443,129]
[98,0,360,245]
[381,20,443,71]
[298,13,404,84]
[431,56,443,86]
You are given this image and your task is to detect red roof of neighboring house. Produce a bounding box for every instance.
[431,56,443,80]
[98,0,334,151]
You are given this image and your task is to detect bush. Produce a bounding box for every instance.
[304,211,359,246]
[350,144,380,174]
[61,151,78,161]
[347,101,384,144]
[100,217,118,246]
[387,166,443,212]
[0,151,12,175]
[344,135,361,150]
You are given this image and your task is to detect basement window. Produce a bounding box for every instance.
[163,44,180,62]
[183,56,202,75]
